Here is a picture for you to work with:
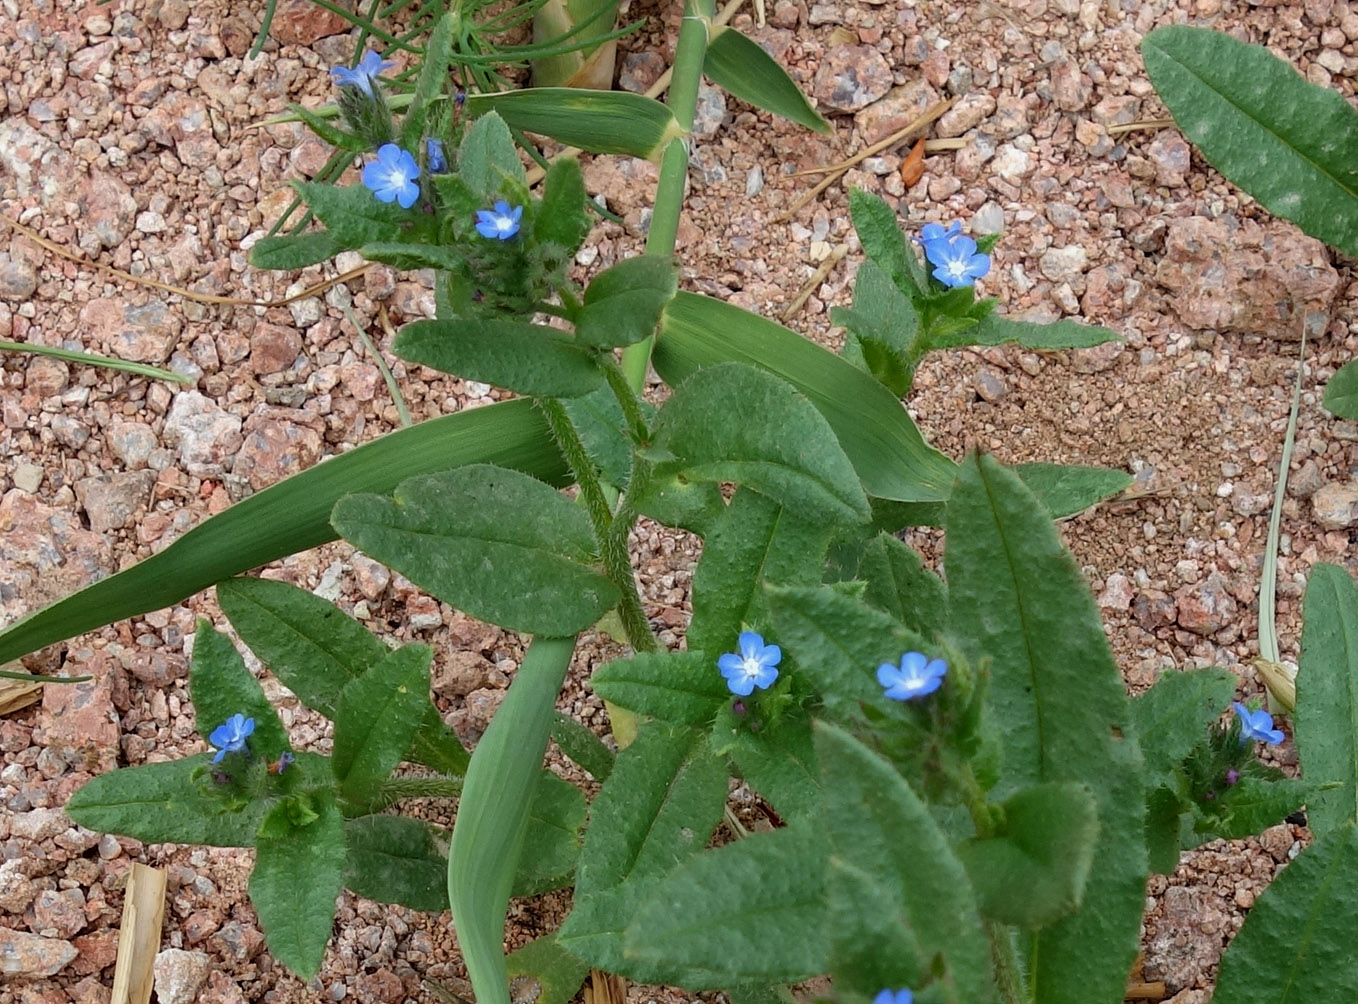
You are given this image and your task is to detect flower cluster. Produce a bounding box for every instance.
[1233,701,1285,746]
[920,220,990,288]
[715,634,948,704]
[209,714,255,763]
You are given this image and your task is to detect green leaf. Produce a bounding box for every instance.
[216,577,468,776]
[855,532,948,640]
[514,772,587,897]
[835,260,920,395]
[550,711,615,780]
[575,256,678,349]
[688,488,833,656]
[827,860,931,998]
[1128,668,1236,782]
[343,814,449,911]
[1299,563,1358,837]
[645,362,871,527]
[590,651,729,726]
[191,622,291,761]
[249,231,344,270]
[294,181,418,247]
[656,292,956,503]
[727,707,819,823]
[332,645,434,805]
[1213,822,1358,1003]
[703,26,829,133]
[1189,775,1310,842]
[574,724,727,893]
[1011,462,1131,517]
[65,754,267,847]
[506,932,592,1004]
[358,241,467,272]
[623,823,827,988]
[927,314,1119,352]
[332,464,618,636]
[217,577,385,716]
[870,461,1132,531]
[816,722,993,1004]
[850,188,930,295]
[458,111,528,200]
[944,452,1145,1004]
[250,793,347,979]
[1323,359,1358,420]
[0,397,568,667]
[285,101,367,152]
[394,318,604,398]
[534,157,592,255]
[1142,25,1358,256]
[558,725,727,973]
[957,782,1100,929]
[1145,785,1186,876]
[464,89,682,160]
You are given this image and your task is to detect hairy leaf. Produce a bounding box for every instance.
[1298,563,1358,836]
[333,465,618,636]
[1143,26,1358,255]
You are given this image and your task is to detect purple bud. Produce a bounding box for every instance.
[1225,768,1240,786]
[211,771,231,785]
[1204,790,1216,801]
[731,699,747,717]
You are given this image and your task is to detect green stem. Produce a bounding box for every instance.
[987,921,1031,1004]
[538,398,657,652]
[619,0,712,393]
[447,635,576,1004]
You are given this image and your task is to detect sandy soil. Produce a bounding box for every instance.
[2,0,1356,1002]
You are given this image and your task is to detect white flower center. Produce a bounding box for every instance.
[944,259,969,280]
[740,655,764,680]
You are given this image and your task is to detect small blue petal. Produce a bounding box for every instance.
[474,202,523,240]
[363,144,420,208]
[718,631,781,696]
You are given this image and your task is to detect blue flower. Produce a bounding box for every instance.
[426,138,448,174]
[362,144,421,209]
[718,631,781,696]
[924,230,991,288]
[873,990,913,1004]
[917,221,961,247]
[1233,702,1285,745]
[331,50,394,96]
[878,651,947,701]
[208,714,255,763]
[475,200,523,240]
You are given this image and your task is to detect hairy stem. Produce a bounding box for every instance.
[539,398,657,652]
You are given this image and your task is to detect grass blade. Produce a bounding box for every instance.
[0,340,191,384]
[448,636,576,1004]
[0,400,567,664]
